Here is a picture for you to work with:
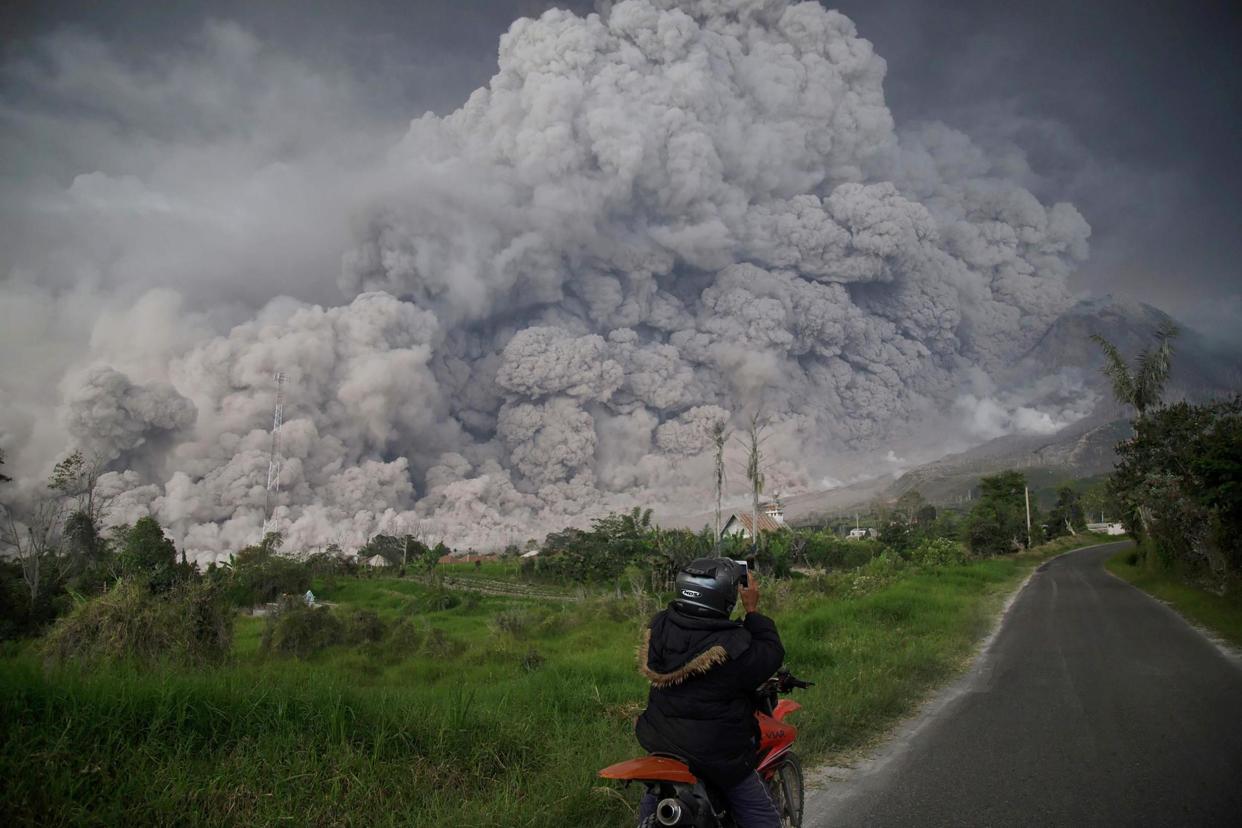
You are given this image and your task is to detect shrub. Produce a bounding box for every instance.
[492,608,534,638]
[521,648,545,672]
[909,538,970,567]
[423,627,463,658]
[260,600,344,659]
[804,535,876,570]
[42,579,232,666]
[534,607,572,636]
[415,587,462,613]
[227,553,312,607]
[386,618,425,655]
[341,608,386,643]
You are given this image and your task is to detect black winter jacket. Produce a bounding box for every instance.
[634,605,785,788]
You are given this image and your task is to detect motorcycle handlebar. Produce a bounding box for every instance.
[762,667,815,694]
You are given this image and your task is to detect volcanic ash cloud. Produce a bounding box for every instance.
[34,0,1090,559]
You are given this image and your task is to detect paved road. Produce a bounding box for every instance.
[807,542,1242,827]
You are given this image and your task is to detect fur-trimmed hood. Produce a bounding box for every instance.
[638,606,752,688]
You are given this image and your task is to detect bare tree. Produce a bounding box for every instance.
[49,450,109,571]
[712,421,729,551]
[742,411,767,566]
[1,499,65,606]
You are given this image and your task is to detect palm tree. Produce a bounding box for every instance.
[1090,321,1179,420]
[1091,322,1178,544]
[743,411,767,566]
[712,421,729,551]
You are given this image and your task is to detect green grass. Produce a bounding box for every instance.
[1106,548,1242,648]
[436,560,523,579]
[0,539,1105,827]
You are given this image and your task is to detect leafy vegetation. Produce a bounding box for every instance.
[42,579,232,667]
[1044,486,1088,540]
[964,471,1040,555]
[1110,397,1242,582]
[1092,324,1240,591]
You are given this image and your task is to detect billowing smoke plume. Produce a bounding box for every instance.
[1,0,1092,560]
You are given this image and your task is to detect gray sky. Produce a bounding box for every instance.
[3,0,1239,327]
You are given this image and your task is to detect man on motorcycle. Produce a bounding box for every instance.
[635,558,785,827]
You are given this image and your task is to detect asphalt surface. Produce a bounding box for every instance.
[807,542,1242,827]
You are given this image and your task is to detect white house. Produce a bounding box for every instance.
[1087,522,1127,536]
[363,554,389,568]
[847,528,874,540]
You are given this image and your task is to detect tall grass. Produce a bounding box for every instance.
[1107,545,1242,648]
[1,540,1095,826]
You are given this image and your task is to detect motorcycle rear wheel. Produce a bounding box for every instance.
[770,752,804,827]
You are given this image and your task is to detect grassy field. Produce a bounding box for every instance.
[0,537,1105,827]
[1106,548,1242,648]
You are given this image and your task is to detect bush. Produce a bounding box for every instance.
[521,648,545,672]
[492,608,534,637]
[341,608,386,644]
[415,587,462,613]
[862,550,904,578]
[42,579,232,666]
[909,538,970,567]
[802,533,878,571]
[386,619,425,655]
[227,553,312,607]
[423,627,463,658]
[260,600,344,659]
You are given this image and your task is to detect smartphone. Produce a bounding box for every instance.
[733,559,749,586]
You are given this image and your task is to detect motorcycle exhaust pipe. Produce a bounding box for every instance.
[655,797,686,826]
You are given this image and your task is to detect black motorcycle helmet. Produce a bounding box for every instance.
[673,557,746,618]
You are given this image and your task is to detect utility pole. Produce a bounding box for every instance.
[1024,485,1032,543]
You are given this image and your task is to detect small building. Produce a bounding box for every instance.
[721,500,787,540]
[847,528,874,540]
[363,554,389,568]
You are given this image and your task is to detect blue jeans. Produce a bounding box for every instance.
[638,771,781,827]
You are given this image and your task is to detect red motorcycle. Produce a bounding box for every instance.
[599,668,812,827]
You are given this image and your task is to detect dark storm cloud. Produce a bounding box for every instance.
[7,0,1235,317]
[829,0,1242,320]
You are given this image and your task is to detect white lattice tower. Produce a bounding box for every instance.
[263,371,286,535]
